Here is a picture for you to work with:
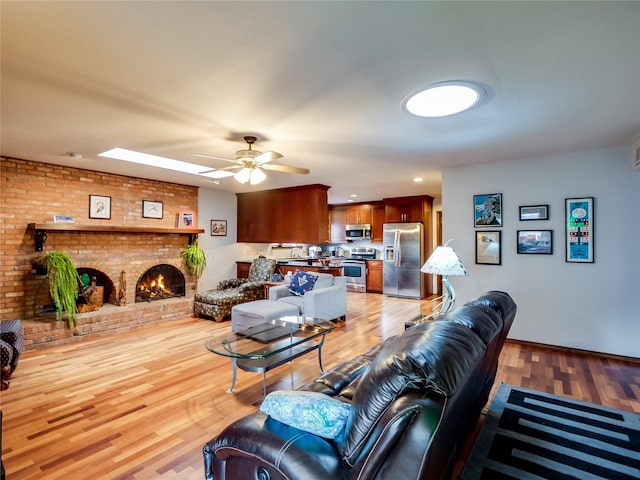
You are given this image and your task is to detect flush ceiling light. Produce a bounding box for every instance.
[98,148,235,179]
[402,81,485,117]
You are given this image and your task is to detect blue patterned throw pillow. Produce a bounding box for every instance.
[287,269,317,296]
[260,390,351,439]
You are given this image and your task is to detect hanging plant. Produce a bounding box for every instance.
[34,251,81,328]
[180,243,206,278]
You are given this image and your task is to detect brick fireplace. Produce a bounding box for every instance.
[1,157,203,349]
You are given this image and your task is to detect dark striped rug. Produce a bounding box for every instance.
[460,383,640,480]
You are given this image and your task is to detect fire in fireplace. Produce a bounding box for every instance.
[136,264,185,303]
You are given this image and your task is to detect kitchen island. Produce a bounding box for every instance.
[236,260,343,279]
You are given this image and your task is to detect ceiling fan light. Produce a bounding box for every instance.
[250,168,266,185]
[235,167,251,184]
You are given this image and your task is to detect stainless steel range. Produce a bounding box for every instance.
[342,247,376,293]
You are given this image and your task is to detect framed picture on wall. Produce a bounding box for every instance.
[89,195,111,219]
[142,200,163,219]
[519,204,549,221]
[475,230,501,265]
[517,230,553,254]
[565,197,594,263]
[211,219,227,236]
[178,211,196,228]
[474,193,502,227]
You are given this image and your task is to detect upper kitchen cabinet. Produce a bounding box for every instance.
[384,195,434,224]
[329,205,347,243]
[330,201,385,243]
[371,203,385,242]
[346,204,372,225]
[237,184,330,244]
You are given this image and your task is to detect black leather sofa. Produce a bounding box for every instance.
[203,291,517,480]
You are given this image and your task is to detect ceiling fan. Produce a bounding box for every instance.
[193,136,310,185]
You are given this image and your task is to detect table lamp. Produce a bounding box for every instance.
[420,239,468,315]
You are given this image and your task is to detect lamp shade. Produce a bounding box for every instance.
[421,243,467,276]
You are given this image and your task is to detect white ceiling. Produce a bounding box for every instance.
[2,1,639,204]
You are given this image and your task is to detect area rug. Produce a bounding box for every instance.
[459,383,640,480]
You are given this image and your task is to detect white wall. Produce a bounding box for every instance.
[197,188,241,291]
[442,145,640,358]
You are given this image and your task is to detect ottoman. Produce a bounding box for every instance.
[231,300,299,332]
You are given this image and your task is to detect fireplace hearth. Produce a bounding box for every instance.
[136,264,185,303]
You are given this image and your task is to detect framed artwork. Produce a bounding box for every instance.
[53,215,75,224]
[142,200,163,219]
[517,230,553,254]
[179,211,196,228]
[565,197,594,263]
[475,230,501,265]
[211,219,227,236]
[89,195,111,219]
[519,204,549,221]
[474,193,502,227]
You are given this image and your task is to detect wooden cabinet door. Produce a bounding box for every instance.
[330,206,347,242]
[366,260,383,293]
[346,205,372,225]
[237,185,330,243]
[371,204,385,242]
[236,262,251,279]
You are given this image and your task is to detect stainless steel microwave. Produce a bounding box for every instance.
[345,224,371,240]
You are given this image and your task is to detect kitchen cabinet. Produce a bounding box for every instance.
[236,261,251,279]
[384,195,433,224]
[329,206,347,242]
[237,184,330,244]
[330,201,384,243]
[365,259,383,293]
[346,204,372,225]
[371,204,385,242]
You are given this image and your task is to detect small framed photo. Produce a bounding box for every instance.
[517,230,553,254]
[474,193,502,227]
[476,230,501,265]
[89,195,111,219]
[142,200,163,219]
[211,219,227,236]
[519,204,549,221]
[53,215,75,224]
[179,211,196,228]
[565,197,594,263]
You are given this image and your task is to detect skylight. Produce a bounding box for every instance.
[402,81,485,117]
[98,148,234,179]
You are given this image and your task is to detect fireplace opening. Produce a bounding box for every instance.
[136,264,185,302]
[77,268,115,305]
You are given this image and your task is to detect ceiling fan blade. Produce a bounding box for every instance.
[254,151,283,164]
[262,163,310,175]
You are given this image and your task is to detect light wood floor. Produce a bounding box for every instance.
[2,292,639,479]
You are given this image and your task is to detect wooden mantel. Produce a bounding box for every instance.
[28,223,205,251]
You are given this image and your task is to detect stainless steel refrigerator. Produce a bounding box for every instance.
[383,222,424,298]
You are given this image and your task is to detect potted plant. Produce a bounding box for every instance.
[33,251,81,328]
[180,242,206,278]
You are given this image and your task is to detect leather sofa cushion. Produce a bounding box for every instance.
[445,305,502,346]
[342,320,486,465]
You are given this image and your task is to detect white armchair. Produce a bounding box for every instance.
[268,272,347,323]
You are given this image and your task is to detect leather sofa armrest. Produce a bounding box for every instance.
[204,412,341,480]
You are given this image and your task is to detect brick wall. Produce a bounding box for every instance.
[1,157,202,349]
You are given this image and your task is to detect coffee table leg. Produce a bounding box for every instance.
[317,334,326,372]
[227,358,238,393]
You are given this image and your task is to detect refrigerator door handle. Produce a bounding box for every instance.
[395,230,401,267]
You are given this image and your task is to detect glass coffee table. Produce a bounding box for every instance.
[205,316,334,397]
